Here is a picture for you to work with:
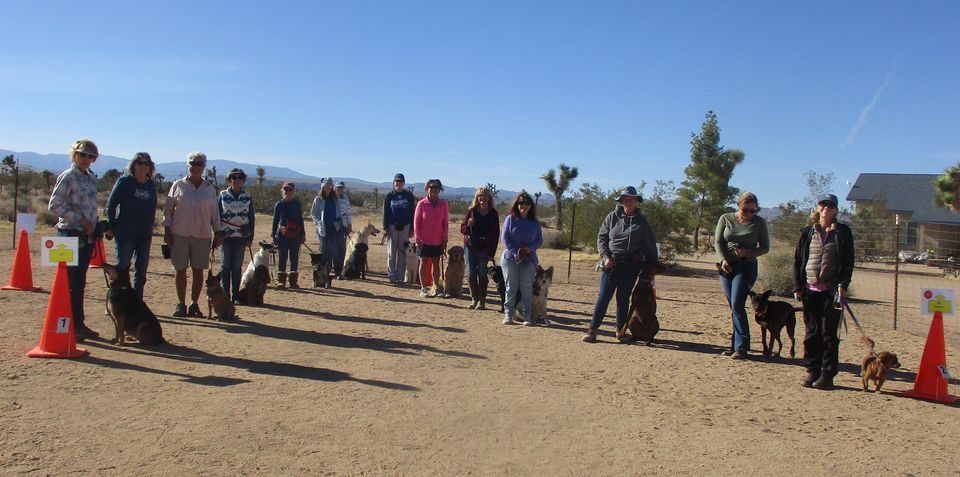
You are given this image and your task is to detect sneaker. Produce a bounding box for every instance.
[581,328,598,343]
[419,287,430,298]
[433,286,444,297]
[502,316,514,325]
[802,372,820,388]
[172,303,188,317]
[75,325,99,341]
[730,350,749,360]
[187,303,205,318]
[812,375,834,390]
[522,320,535,327]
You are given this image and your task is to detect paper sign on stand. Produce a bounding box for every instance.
[40,237,78,267]
[920,289,955,317]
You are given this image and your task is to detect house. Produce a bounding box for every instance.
[847,173,960,257]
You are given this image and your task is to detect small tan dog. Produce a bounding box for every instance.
[206,270,238,322]
[861,351,901,392]
[442,246,466,298]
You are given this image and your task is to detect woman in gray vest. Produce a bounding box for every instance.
[714,191,770,359]
[792,194,854,390]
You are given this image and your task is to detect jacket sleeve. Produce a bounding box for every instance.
[310,197,321,225]
[501,215,517,258]
[413,201,423,242]
[714,215,731,263]
[382,192,392,229]
[597,212,613,259]
[460,209,472,237]
[48,172,78,224]
[793,227,809,293]
[296,200,306,239]
[749,218,771,259]
[105,177,126,229]
[210,189,222,234]
[271,202,282,241]
[838,224,855,290]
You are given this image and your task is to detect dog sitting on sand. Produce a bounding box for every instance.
[404,241,420,285]
[310,252,333,288]
[206,270,238,321]
[103,264,166,346]
[442,246,466,298]
[238,241,275,305]
[619,262,666,344]
[531,265,554,325]
[342,243,370,280]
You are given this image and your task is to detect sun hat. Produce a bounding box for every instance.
[322,177,334,188]
[73,139,98,157]
[616,186,643,203]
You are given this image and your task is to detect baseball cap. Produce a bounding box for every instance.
[817,194,839,207]
[394,173,405,182]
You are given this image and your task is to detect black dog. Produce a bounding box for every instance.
[237,265,270,306]
[310,252,332,288]
[342,243,369,280]
[621,262,667,344]
[487,265,507,312]
[748,289,798,358]
[103,264,165,346]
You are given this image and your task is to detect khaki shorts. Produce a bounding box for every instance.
[170,234,212,271]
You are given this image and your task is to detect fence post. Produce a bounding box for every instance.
[567,202,576,283]
[893,213,900,330]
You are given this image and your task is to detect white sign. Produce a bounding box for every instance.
[920,288,956,317]
[56,317,70,334]
[40,236,79,266]
[15,213,36,235]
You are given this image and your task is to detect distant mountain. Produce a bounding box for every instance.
[0,148,546,203]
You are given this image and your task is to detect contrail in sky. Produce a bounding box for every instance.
[842,73,893,149]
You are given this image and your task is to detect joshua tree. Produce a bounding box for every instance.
[41,170,54,194]
[541,163,578,230]
[934,163,960,211]
[205,166,218,187]
[256,166,266,189]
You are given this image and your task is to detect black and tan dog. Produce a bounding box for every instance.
[342,243,370,280]
[103,264,165,346]
[487,265,507,312]
[747,289,797,358]
[206,270,238,321]
[861,351,901,392]
[310,252,333,288]
[619,262,667,344]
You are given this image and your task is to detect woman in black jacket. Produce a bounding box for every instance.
[460,187,499,310]
[793,194,855,390]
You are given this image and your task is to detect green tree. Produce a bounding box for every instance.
[803,170,836,210]
[541,163,579,230]
[934,163,960,211]
[640,180,693,262]
[674,111,745,251]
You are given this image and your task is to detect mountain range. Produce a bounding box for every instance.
[0,148,547,202]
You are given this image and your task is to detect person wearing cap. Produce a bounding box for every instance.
[500,191,543,325]
[413,179,449,297]
[105,152,158,298]
[48,138,103,340]
[163,152,223,318]
[793,193,854,390]
[273,181,306,288]
[310,178,346,279]
[460,186,499,309]
[218,168,255,302]
[714,191,770,359]
[582,186,659,342]
[382,173,417,283]
[335,181,353,274]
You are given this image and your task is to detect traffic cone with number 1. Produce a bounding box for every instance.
[27,262,88,358]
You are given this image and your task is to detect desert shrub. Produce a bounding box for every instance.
[757,249,795,297]
[541,227,563,249]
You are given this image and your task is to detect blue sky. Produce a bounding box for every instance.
[2,0,958,207]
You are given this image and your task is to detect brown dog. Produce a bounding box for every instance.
[619,262,667,344]
[442,246,466,298]
[861,351,901,392]
[206,270,238,321]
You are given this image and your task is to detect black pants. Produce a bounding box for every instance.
[802,290,841,378]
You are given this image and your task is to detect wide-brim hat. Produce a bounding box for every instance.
[616,186,643,203]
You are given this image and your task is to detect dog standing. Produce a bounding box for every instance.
[487,265,507,312]
[531,265,554,325]
[404,241,420,285]
[310,252,333,288]
[342,243,370,280]
[619,262,666,344]
[861,351,901,392]
[747,289,797,358]
[206,270,238,321]
[442,246,466,298]
[103,264,165,346]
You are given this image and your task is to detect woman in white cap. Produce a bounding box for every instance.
[310,178,345,279]
[582,186,658,343]
[714,191,769,359]
[163,152,223,317]
[48,138,103,340]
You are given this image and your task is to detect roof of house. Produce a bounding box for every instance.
[846,173,960,225]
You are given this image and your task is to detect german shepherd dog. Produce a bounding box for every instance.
[342,243,370,280]
[619,262,667,344]
[747,290,798,358]
[102,264,165,346]
[310,252,332,288]
[206,270,238,321]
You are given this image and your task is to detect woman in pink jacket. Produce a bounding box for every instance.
[413,179,449,297]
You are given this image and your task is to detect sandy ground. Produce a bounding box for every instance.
[1,217,960,476]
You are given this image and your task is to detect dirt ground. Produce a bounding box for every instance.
[1,216,960,476]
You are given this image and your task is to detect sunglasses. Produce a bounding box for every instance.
[135,160,152,166]
[741,208,759,214]
[427,186,440,190]
[229,175,245,181]
[78,152,97,159]
[518,201,532,206]
[282,187,294,192]
[189,162,205,167]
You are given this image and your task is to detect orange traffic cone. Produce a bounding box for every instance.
[88,238,107,268]
[902,311,957,404]
[27,262,88,358]
[2,229,41,291]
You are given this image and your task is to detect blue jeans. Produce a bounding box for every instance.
[58,229,93,328]
[719,260,758,352]
[276,236,300,273]
[501,256,535,322]
[590,264,641,330]
[115,233,151,298]
[465,245,490,293]
[220,237,246,300]
[321,231,345,276]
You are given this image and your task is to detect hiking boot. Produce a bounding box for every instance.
[433,286,444,297]
[477,292,486,310]
[75,324,99,341]
[467,282,479,309]
[812,375,834,390]
[276,272,287,289]
[187,302,205,318]
[288,272,300,289]
[581,327,598,343]
[730,350,749,360]
[802,371,821,388]
[172,303,188,317]
[419,287,430,298]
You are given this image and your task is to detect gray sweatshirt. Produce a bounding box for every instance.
[597,206,659,263]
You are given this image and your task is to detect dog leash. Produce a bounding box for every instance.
[840,297,876,351]
[302,241,317,254]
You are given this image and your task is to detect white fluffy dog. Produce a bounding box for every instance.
[404,241,419,285]
[240,241,275,289]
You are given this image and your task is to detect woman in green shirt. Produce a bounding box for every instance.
[714,191,770,359]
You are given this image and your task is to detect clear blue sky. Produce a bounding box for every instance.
[2,0,958,206]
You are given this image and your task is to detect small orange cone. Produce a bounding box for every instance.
[902,311,957,404]
[88,238,107,268]
[2,229,41,291]
[27,262,88,359]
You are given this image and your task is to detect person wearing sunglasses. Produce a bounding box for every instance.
[105,152,158,298]
[500,192,543,325]
[582,186,659,342]
[413,179,449,297]
[163,152,223,318]
[713,191,770,359]
[48,138,103,340]
[460,187,499,310]
[218,168,255,302]
[792,194,854,390]
[275,181,306,287]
